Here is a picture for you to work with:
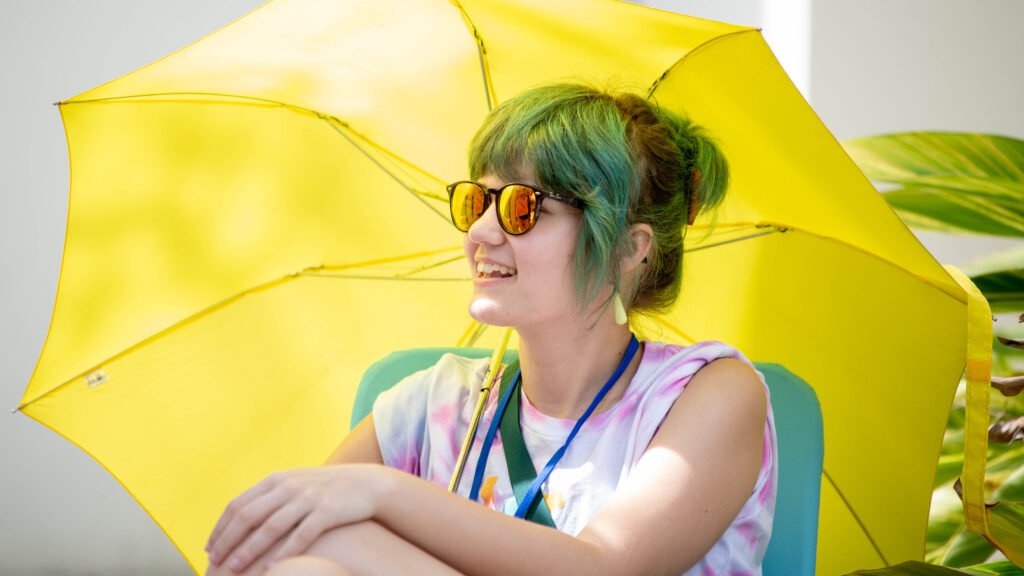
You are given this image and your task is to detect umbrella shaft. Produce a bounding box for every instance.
[448,382,492,492]
[448,327,514,493]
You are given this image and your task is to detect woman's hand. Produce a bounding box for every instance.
[205,463,392,573]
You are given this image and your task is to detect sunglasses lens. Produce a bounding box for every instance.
[450,182,487,231]
[497,185,537,234]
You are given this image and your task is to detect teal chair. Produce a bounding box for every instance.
[352,349,823,576]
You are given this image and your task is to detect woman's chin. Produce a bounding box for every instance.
[467,299,516,327]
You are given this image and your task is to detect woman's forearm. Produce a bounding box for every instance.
[371,467,617,576]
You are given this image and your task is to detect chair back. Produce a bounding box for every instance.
[352,349,823,576]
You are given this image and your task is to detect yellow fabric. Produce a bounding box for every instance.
[19,1,977,574]
[943,265,993,536]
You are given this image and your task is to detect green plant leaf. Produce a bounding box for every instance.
[964,245,1024,312]
[842,133,1024,237]
[965,560,1024,575]
[931,451,1024,565]
[989,449,1024,496]
[847,560,1021,575]
[986,500,1024,567]
[883,185,1024,237]
[942,526,998,567]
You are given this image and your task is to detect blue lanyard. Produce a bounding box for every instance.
[468,335,641,519]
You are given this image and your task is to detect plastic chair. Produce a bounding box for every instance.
[352,349,823,576]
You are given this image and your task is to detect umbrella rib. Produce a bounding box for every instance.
[689,221,969,305]
[304,274,469,282]
[393,254,466,278]
[308,250,469,281]
[14,272,301,413]
[60,92,450,205]
[646,29,760,99]
[462,322,490,347]
[14,248,463,413]
[322,118,449,222]
[456,321,484,347]
[450,0,497,111]
[683,227,786,253]
[823,469,890,565]
[316,246,464,272]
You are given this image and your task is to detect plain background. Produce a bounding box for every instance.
[2,1,1023,573]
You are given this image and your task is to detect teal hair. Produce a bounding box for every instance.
[467,83,728,315]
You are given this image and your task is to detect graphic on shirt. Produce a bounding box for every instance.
[480,476,498,507]
[544,492,564,510]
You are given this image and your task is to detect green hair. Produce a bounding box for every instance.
[467,83,728,315]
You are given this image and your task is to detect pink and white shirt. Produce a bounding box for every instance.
[373,340,777,576]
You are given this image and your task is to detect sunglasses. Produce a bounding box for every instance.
[446,180,585,235]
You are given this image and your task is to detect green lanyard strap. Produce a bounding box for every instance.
[496,360,557,528]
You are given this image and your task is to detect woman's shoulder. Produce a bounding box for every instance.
[639,339,760,384]
[623,339,768,421]
[382,352,493,402]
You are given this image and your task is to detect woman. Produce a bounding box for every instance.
[205,84,776,576]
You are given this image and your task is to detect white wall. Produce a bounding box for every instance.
[1,3,265,573]
[2,1,1022,573]
[808,0,1024,261]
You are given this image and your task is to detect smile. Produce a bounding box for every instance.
[476,262,517,279]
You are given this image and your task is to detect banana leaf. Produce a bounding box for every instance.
[932,451,1024,566]
[987,500,1024,566]
[967,562,1024,576]
[964,246,1024,313]
[843,133,1024,238]
[848,560,1024,575]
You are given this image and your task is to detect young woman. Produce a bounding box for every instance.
[205,84,776,576]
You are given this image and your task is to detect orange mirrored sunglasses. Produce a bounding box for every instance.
[446,181,585,235]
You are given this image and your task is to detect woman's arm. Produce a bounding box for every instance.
[324,415,384,465]
[208,358,767,576]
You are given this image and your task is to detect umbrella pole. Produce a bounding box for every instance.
[448,327,515,493]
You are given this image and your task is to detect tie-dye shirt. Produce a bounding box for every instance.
[373,340,777,576]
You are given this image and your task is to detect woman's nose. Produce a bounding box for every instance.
[467,194,506,244]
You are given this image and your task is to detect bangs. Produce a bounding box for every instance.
[466,84,637,310]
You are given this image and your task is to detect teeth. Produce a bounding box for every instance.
[476,262,517,277]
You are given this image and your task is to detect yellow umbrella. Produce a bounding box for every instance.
[16,0,990,574]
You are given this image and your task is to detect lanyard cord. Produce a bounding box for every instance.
[468,335,641,518]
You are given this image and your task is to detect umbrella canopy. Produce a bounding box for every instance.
[18,0,977,573]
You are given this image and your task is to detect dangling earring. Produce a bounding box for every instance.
[613,292,628,325]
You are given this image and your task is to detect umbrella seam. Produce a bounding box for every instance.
[824,469,890,565]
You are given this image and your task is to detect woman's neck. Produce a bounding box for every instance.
[514,318,642,420]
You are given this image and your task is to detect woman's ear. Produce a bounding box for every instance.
[623,223,653,273]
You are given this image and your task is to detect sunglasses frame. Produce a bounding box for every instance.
[446,180,585,236]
